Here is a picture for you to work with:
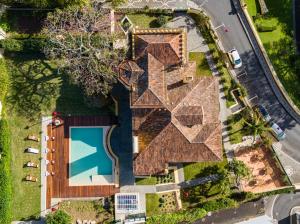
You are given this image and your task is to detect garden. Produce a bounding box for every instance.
[235,146,289,193]
[135,171,175,185]
[0,7,114,221]
[146,192,179,217]
[244,0,300,109]
[58,200,114,223]
[189,52,212,77]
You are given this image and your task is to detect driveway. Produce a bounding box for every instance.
[191,0,300,184]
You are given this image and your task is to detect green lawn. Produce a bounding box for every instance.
[183,159,228,181]
[244,0,259,17]
[126,13,172,28]
[135,177,157,185]
[5,53,110,220]
[146,194,160,217]
[245,0,300,109]
[227,113,249,144]
[189,52,212,76]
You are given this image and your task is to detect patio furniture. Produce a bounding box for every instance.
[25,175,38,182]
[25,147,39,154]
[26,135,40,142]
[26,161,39,168]
[76,219,82,224]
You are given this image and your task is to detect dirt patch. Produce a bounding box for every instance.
[235,147,286,193]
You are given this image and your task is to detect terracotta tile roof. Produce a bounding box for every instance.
[118,28,222,175]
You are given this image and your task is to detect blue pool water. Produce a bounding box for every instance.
[69,127,113,185]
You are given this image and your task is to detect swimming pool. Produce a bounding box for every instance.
[69,127,114,186]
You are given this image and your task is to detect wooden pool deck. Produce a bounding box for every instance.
[46,116,119,209]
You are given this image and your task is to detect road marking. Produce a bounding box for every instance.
[237,71,247,78]
[248,95,258,102]
[213,23,225,30]
[271,195,279,219]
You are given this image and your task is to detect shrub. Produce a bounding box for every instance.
[256,24,277,32]
[0,38,46,53]
[201,198,237,212]
[46,210,72,224]
[147,208,207,224]
[0,59,9,101]
[0,119,12,224]
[156,15,168,27]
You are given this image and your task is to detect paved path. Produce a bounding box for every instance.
[40,116,52,217]
[120,0,188,10]
[111,83,135,186]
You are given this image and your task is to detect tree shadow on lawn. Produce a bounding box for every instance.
[7,56,60,118]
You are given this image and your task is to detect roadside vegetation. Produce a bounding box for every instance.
[244,0,300,109]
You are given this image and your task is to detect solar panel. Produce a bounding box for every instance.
[115,193,139,213]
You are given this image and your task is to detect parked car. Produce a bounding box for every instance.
[257,105,271,122]
[270,122,286,140]
[228,49,242,68]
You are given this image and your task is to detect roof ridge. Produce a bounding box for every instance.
[202,123,223,160]
[133,88,164,107]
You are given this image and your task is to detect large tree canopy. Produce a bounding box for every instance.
[1,0,88,8]
[42,3,126,96]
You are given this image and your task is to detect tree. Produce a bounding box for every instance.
[42,2,126,97]
[156,15,167,27]
[243,110,270,142]
[1,0,88,8]
[111,0,127,8]
[228,159,250,183]
[46,210,71,224]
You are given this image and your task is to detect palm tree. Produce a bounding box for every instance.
[243,111,270,143]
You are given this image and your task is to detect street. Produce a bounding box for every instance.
[192,0,300,184]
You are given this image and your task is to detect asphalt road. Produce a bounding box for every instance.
[192,0,300,183]
[272,193,300,224]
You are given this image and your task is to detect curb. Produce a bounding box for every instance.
[234,0,300,124]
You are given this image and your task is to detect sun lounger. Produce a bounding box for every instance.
[25,147,39,154]
[26,161,39,168]
[76,219,82,224]
[26,135,40,142]
[25,175,38,182]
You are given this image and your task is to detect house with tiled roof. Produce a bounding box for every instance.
[118,28,222,176]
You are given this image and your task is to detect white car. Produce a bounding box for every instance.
[271,122,286,140]
[228,49,242,68]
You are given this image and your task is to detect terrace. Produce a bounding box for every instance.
[46,116,120,209]
[235,147,287,193]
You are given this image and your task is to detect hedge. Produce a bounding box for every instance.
[0,119,12,224]
[0,38,46,53]
[201,198,237,212]
[0,59,9,102]
[256,24,277,32]
[146,208,207,224]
